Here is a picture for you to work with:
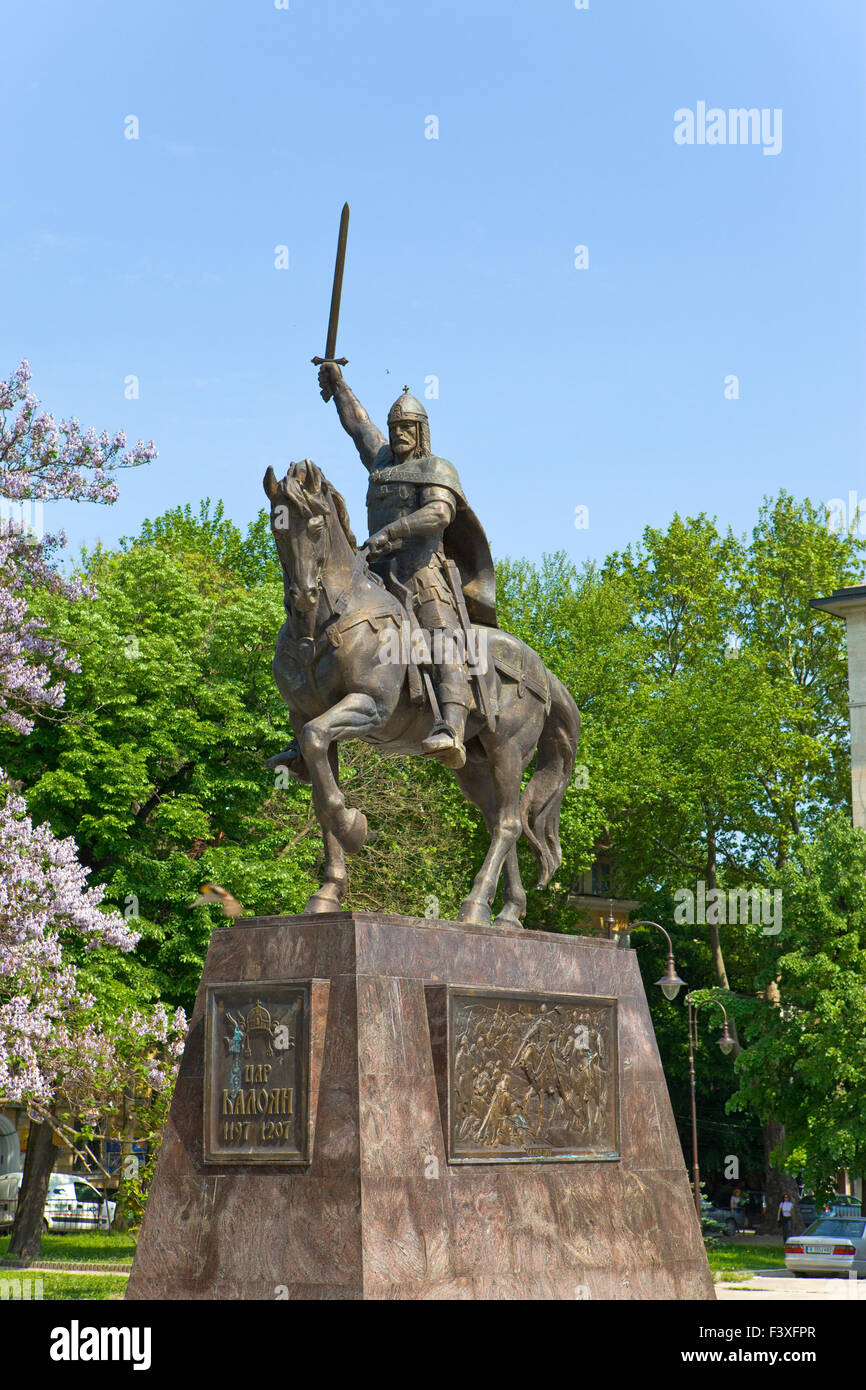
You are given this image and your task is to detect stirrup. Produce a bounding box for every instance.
[421,720,466,769]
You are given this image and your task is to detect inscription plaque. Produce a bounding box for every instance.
[204,982,310,1163]
[447,987,619,1162]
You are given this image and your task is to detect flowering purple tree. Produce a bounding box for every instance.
[0,772,141,1109]
[0,359,156,734]
[0,362,184,1256]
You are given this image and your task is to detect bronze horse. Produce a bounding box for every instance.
[264,459,580,928]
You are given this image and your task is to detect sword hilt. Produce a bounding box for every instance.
[311,356,349,402]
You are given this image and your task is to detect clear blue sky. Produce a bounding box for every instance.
[2,0,864,568]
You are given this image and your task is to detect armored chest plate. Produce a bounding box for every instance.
[367,476,418,532]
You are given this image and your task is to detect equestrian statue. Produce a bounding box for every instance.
[264,206,579,929]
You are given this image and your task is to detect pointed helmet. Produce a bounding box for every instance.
[387,386,431,454]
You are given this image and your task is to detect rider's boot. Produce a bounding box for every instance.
[422,699,469,770]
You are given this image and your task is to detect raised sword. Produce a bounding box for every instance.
[311,202,350,401]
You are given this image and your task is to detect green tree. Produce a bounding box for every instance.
[2,532,320,1012]
[495,552,655,926]
[126,498,280,588]
[3,506,490,1008]
[727,814,866,1202]
[601,496,863,1217]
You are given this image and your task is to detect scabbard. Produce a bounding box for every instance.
[442,557,494,731]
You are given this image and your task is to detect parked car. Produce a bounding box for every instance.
[700,1197,740,1237]
[798,1194,861,1227]
[0,1172,116,1233]
[743,1190,766,1225]
[701,1191,763,1236]
[825,1195,862,1218]
[785,1217,866,1278]
[798,1198,817,1228]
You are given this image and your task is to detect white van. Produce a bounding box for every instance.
[0,1172,116,1233]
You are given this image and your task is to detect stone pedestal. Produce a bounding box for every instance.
[126,913,714,1301]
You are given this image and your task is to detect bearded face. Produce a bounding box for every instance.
[389,419,418,462]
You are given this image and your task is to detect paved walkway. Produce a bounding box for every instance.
[717,1270,866,1301]
[2,1259,129,1275]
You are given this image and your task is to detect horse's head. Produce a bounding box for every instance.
[263,459,356,614]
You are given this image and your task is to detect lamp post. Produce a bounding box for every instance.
[609,909,687,999]
[686,994,735,1220]
[609,908,734,1220]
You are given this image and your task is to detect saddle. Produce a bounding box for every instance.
[279,556,549,734]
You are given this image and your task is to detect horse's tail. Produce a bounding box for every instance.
[520,672,580,888]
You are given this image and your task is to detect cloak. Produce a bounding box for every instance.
[367,449,498,629]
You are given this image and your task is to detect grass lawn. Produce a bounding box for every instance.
[1,1271,130,1300]
[707,1241,786,1275]
[0,1229,137,1265]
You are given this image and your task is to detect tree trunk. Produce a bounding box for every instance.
[760,1117,801,1234]
[8,1118,57,1260]
[705,833,741,1054]
[113,1092,137,1232]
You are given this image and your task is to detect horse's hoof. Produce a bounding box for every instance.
[493,907,525,930]
[265,745,310,783]
[458,898,492,928]
[335,807,368,855]
[303,889,345,914]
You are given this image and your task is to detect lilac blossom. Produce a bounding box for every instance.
[0,362,185,1123]
[0,360,155,734]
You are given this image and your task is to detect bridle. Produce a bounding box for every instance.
[272,494,332,604]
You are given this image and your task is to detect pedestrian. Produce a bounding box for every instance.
[730,1188,744,1232]
[778,1195,794,1240]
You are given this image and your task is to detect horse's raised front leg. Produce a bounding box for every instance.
[303,747,349,914]
[299,693,386,855]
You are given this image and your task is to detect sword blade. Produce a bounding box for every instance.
[324,202,350,361]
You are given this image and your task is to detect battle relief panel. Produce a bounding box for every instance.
[204,982,311,1164]
[446,987,619,1163]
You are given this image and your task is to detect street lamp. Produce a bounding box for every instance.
[686,994,735,1219]
[616,912,688,999]
[606,910,733,1221]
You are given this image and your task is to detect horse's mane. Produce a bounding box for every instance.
[328,486,357,551]
[282,463,357,551]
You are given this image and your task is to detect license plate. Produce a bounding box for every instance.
[805,1245,830,1254]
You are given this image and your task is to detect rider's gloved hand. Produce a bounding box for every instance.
[363,530,393,559]
[317,362,343,398]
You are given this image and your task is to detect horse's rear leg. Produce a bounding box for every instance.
[455,743,525,928]
[454,757,527,928]
[496,847,527,928]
